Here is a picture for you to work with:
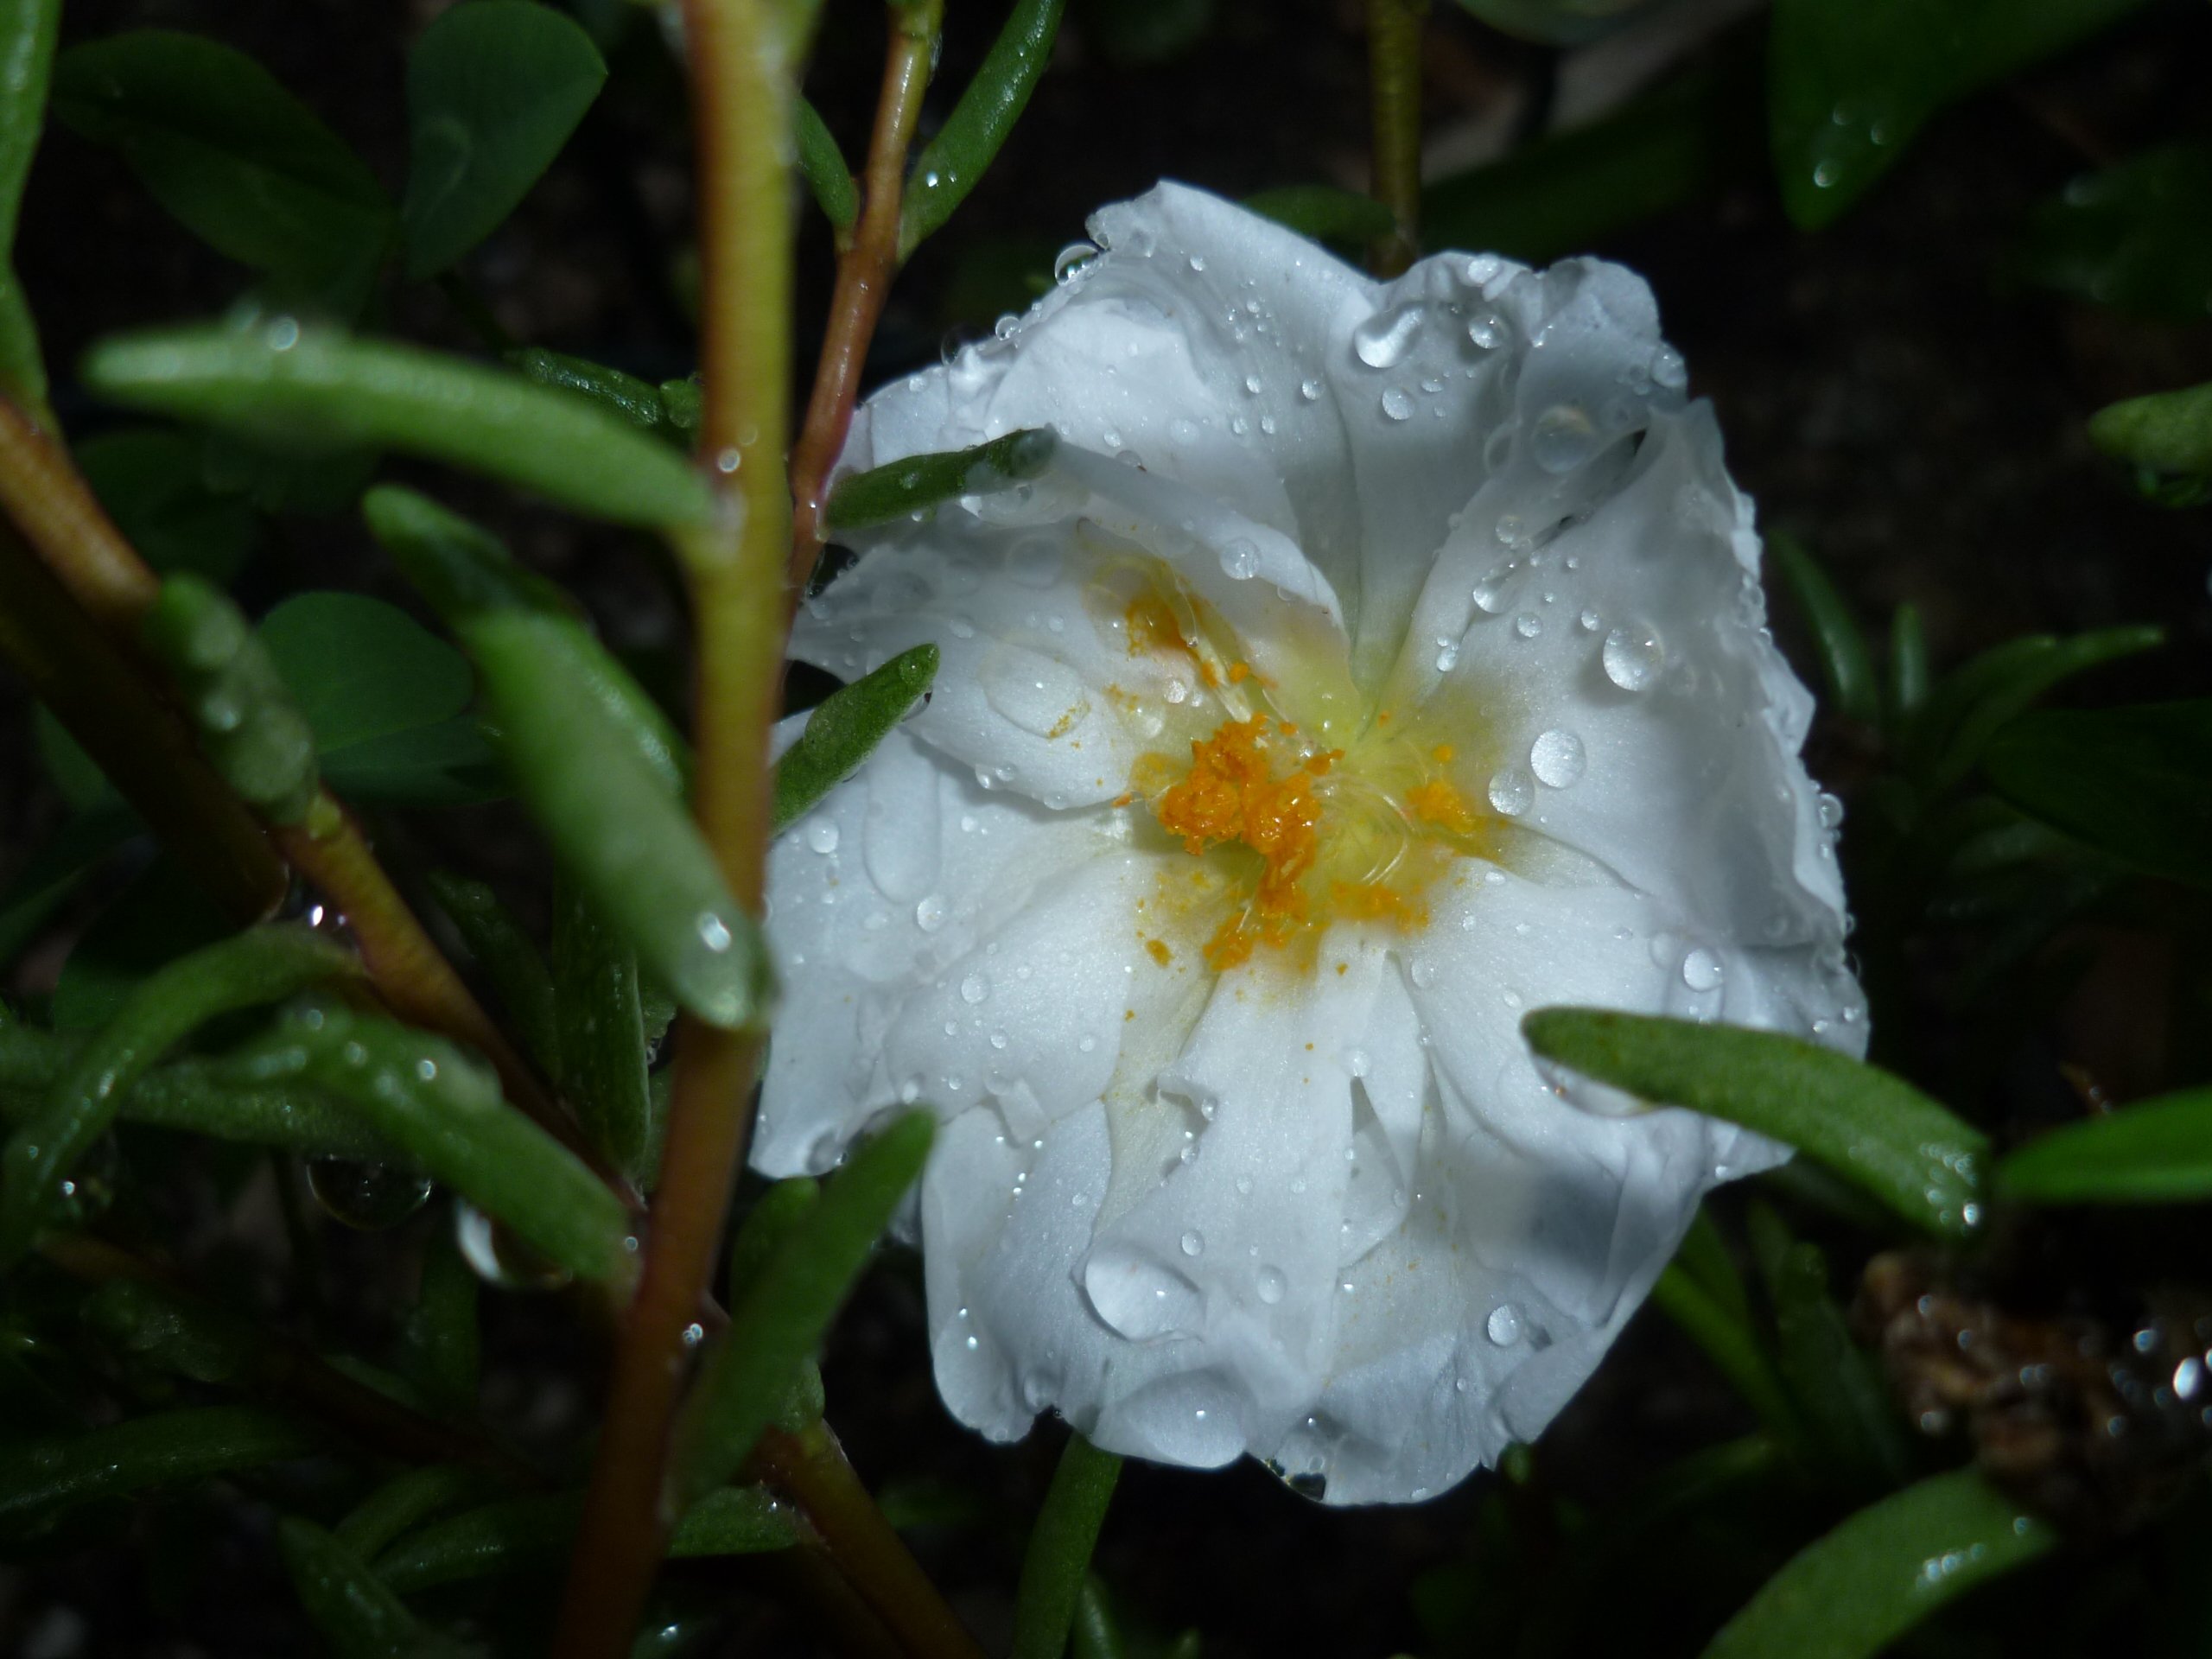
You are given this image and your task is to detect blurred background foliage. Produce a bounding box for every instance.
[0,0,2209,1655]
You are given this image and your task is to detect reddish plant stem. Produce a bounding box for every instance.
[753,1425,986,1659]
[785,0,943,586]
[0,397,582,1157]
[553,0,796,1649]
[1365,0,1428,277]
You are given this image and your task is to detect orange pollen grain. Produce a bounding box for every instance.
[1406,777,1478,837]
[1145,938,1173,967]
[1151,716,1324,969]
[1124,594,1185,657]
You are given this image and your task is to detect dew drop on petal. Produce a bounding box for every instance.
[1471,562,1518,614]
[804,819,841,854]
[959,973,990,1004]
[1433,641,1460,672]
[1652,346,1688,391]
[1577,607,1602,633]
[1486,1303,1524,1345]
[1299,378,1322,402]
[1219,537,1261,581]
[1602,623,1664,691]
[1467,311,1509,350]
[1380,386,1414,422]
[1257,1266,1287,1304]
[1053,241,1098,282]
[1352,303,1425,369]
[915,894,949,932]
[1181,1230,1205,1257]
[1513,611,1542,639]
[1530,404,1599,473]
[1529,729,1585,788]
[1681,948,1725,992]
[1487,767,1534,817]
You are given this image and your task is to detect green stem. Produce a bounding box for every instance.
[1011,1434,1123,1659]
[1364,0,1427,276]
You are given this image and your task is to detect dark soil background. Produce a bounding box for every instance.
[3,0,2210,1654]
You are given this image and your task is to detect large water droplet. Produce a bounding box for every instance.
[1529,729,1585,789]
[1352,303,1425,369]
[1083,1244,1203,1339]
[1512,611,1542,640]
[1529,403,1599,473]
[1487,767,1534,817]
[804,818,841,855]
[1471,560,1520,614]
[1486,1302,1524,1345]
[982,652,1088,738]
[1651,346,1688,391]
[1180,1230,1205,1257]
[1380,386,1414,422]
[959,972,990,1005]
[1053,241,1098,282]
[1256,1266,1287,1304]
[1681,948,1725,992]
[307,1159,434,1230]
[914,894,949,932]
[1602,623,1663,691]
[1467,311,1510,351]
[1219,537,1261,581]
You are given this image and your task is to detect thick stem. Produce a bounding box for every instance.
[1365,0,1428,277]
[753,1425,986,1659]
[786,0,943,585]
[554,1,797,1650]
[0,526,286,919]
[0,396,158,631]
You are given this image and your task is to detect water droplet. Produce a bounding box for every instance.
[1577,607,1601,633]
[1380,386,1414,422]
[1189,253,1208,272]
[1344,1047,1371,1078]
[1529,403,1599,473]
[1181,1230,1205,1257]
[1219,537,1261,580]
[1257,1267,1287,1304]
[1486,1303,1524,1345]
[1053,241,1098,282]
[959,973,990,1005]
[1487,767,1534,817]
[1529,729,1585,788]
[307,1159,433,1230]
[915,894,949,932]
[1471,561,1519,613]
[982,652,1088,738]
[1681,948,1725,992]
[1299,378,1322,402]
[1651,346,1688,391]
[1433,641,1460,672]
[804,819,840,855]
[1352,303,1425,368]
[1817,791,1845,830]
[1467,311,1509,350]
[454,1201,572,1291]
[1512,611,1542,640]
[1602,623,1663,691]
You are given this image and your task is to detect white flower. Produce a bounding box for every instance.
[757,183,1863,1503]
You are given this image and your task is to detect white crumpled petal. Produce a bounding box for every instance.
[760,181,1864,1504]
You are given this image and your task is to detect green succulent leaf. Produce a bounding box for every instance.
[1980,702,2212,890]
[1769,531,1878,726]
[425,870,561,1077]
[401,0,607,278]
[1522,1009,1988,1237]
[552,876,652,1185]
[1904,626,2164,798]
[793,95,857,231]
[2088,379,2212,482]
[143,575,322,822]
[823,428,1059,532]
[0,0,60,408]
[773,645,940,831]
[1997,1086,2212,1205]
[1699,1469,2052,1659]
[276,1516,476,1659]
[900,0,1068,258]
[83,322,717,529]
[2015,142,2212,323]
[0,1406,321,1543]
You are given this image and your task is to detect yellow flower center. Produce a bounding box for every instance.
[1113,575,1504,971]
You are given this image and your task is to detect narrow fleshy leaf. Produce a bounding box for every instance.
[1745,1205,1910,1491]
[334,1465,493,1564]
[676,1112,934,1505]
[1522,1010,1988,1237]
[225,999,635,1282]
[1996,1087,2212,1205]
[80,1277,255,1386]
[373,1486,797,1593]
[50,31,392,308]
[0,924,359,1264]
[794,94,857,230]
[823,428,1058,531]
[143,576,322,822]
[425,871,561,1076]
[0,1406,321,1541]
[1699,1469,2052,1659]
[402,1219,482,1412]
[773,645,939,831]
[1011,1434,1123,1659]
[1905,626,2164,797]
[1651,1265,1805,1451]
[1769,531,1877,726]
[1981,702,2212,890]
[2088,379,2212,480]
[276,1516,474,1659]
[2016,143,2212,324]
[0,0,59,408]
[1886,602,1927,731]
[1242,184,1393,248]
[899,0,1068,257]
[401,0,607,278]
[552,877,652,1184]
[83,323,716,529]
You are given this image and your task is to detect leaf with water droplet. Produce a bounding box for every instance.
[1522,1009,1987,1238]
[824,428,1058,531]
[773,645,940,832]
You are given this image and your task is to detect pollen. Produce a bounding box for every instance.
[1145,938,1173,967]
